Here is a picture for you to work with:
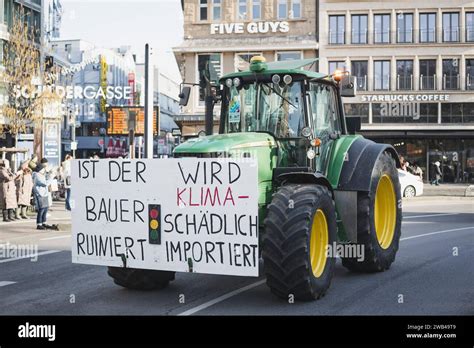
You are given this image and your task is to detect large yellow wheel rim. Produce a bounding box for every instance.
[374,174,397,249]
[310,209,329,278]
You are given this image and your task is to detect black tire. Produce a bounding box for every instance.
[262,184,337,301]
[107,267,175,291]
[341,151,402,273]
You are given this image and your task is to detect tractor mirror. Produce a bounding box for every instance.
[179,86,191,106]
[346,117,361,134]
[340,75,357,98]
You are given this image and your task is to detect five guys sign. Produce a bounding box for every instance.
[71,159,259,277]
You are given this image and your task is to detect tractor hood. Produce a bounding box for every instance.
[174,132,276,155]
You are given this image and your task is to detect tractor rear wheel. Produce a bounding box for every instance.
[262,184,337,301]
[341,151,402,272]
[107,267,175,290]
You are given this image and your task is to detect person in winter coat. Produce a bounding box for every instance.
[15,160,33,219]
[62,154,72,211]
[431,161,442,186]
[32,158,57,230]
[0,159,19,222]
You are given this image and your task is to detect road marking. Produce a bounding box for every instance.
[401,226,474,241]
[178,279,266,316]
[404,213,460,219]
[40,235,70,241]
[0,250,61,263]
[0,281,16,287]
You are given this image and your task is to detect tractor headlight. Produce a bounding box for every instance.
[225,79,233,88]
[307,149,316,160]
[301,127,312,138]
[283,75,293,85]
[233,78,241,87]
[272,74,281,84]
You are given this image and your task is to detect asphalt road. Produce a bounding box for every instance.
[0,198,473,315]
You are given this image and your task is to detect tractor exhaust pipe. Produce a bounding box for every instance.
[205,95,214,136]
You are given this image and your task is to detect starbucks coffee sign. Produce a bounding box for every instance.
[210,21,290,35]
[361,94,450,121]
[361,94,450,102]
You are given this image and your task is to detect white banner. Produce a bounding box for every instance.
[71,158,259,277]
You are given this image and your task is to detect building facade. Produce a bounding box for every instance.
[319,0,474,183]
[173,0,318,137]
[51,40,136,158]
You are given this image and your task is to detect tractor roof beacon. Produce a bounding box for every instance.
[108,57,403,301]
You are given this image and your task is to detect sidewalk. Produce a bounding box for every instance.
[423,183,474,197]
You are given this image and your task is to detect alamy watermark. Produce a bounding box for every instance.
[325,242,365,261]
[0,243,39,262]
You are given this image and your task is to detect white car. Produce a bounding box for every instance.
[398,169,424,198]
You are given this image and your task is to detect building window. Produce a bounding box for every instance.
[466,59,474,90]
[344,103,369,124]
[443,59,460,90]
[329,15,345,44]
[442,103,474,123]
[252,0,261,20]
[374,14,391,44]
[466,13,474,42]
[397,60,413,90]
[278,0,287,20]
[443,12,459,42]
[212,0,221,21]
[197,54,222,104]
[351,61,368,91]
[235,53,261,71]
[418,104,439,123]
[277,51,301,61]
[238,0,248,20]
[351,14,368,44]
[420,13,436,43]
[199,0,208,21]
[374,60,390,90]
[419,59,437,90]
[290,0,301,19]
[397,13,413,43]
[328,61,345,74]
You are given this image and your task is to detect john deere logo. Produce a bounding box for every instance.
[149,205,161,245]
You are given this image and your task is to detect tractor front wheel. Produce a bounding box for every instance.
[262,184,337,301]
[107,267,175,290]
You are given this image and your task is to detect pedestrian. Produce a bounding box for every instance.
[0,159,19,222]
[32,158,59,230]
[399,156,408,171]
[431,161,442,186]
[62,154,72,211]
[15,160,33,219]
[412,162,423,181]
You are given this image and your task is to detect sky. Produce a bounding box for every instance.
[59,0,184,80]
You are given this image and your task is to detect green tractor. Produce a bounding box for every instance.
[108,57,402,301]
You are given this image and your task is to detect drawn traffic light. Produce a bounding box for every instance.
[149,204,161,245]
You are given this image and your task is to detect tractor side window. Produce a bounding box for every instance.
[308,82,340,173]
[308,83,336,138]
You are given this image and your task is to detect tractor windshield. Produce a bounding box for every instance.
[223,81,305,138]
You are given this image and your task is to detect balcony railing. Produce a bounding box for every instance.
[351,29,368,44]
[397,75,413,90]
[443,26,460,42]
[419,28,436,43]
[374,77,391,91]
[466,74,474,90]
[466,26,474,42]
[396,29,413,43]
[355,76,367,91]
[328,31,345,44]
[420,75,437,90]
[443,74,460,90]
[374,29,391,44]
